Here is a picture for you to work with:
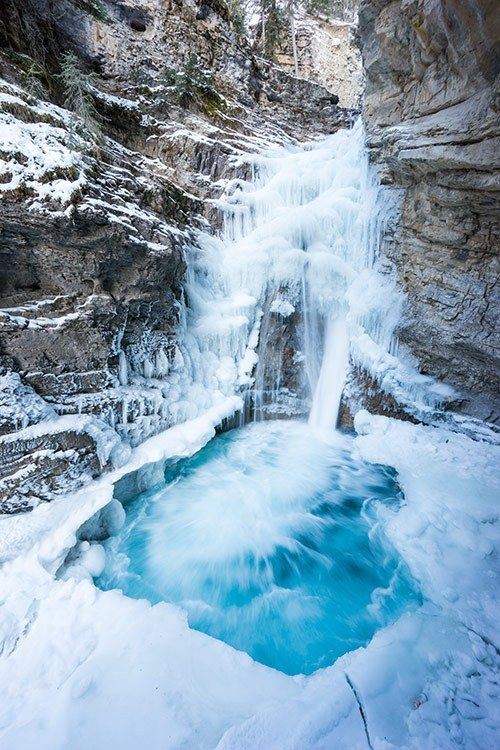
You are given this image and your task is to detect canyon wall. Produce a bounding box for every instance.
[276,15,363,108]
[359,0,500,423]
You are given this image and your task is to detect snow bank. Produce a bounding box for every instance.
[0,410,498,750]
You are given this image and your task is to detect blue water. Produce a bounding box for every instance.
[97,421,421,675]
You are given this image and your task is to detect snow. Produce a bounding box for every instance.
[0,294,112,331]
[353,412,499,638]
[0,83,86,206]
[349,326,457,418]
[61,539,107,582]
[89,86,140,111]
[163,116,284,157]
[0,407,498,749]
[0,413,122,467]
[0,372,56,431]
[270,297,295,316]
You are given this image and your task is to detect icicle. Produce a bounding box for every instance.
[172,346,185,372]
[143,358,154,379]
[155,348,169,378]
[122,398,128,425]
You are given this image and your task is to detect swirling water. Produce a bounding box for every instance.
[98,124,422,675]
[98,421,421,675]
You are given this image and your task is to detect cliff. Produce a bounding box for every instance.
[358,0,500,423]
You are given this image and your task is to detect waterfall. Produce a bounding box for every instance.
[172,119,435,429]
[308,316,349,430]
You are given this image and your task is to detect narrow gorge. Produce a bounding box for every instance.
[0,1,498,749]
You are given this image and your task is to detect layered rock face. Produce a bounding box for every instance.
[359,0,500,423]
[276,15,363,108]
[0,83,192,510]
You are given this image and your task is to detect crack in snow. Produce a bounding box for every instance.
[345,672,374,750]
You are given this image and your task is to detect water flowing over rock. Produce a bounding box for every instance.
[309,316,349,429]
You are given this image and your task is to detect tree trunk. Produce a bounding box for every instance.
[261,3,266,51]
[289,6,299,77]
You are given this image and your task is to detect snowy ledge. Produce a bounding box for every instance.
[0,409,498,749]
[0,395,242,567]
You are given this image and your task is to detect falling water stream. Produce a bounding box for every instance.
[309,316,350,430]
[97,122,421,675]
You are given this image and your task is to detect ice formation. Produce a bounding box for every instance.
[172,118,454,428]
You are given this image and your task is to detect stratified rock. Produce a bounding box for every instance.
[358,0,500,423]
[0,412,125,513]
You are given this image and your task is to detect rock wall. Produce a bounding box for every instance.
[359,0,500,423]
[276,16,363,108]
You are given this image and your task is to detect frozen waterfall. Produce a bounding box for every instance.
[178,118,401,428]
